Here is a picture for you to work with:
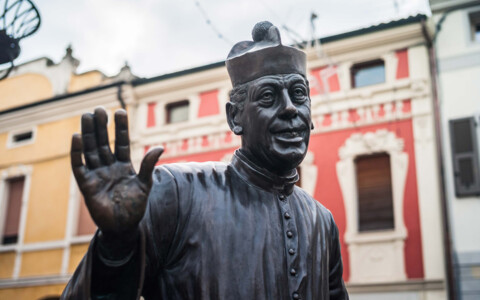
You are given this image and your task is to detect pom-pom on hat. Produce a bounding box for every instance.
[226,21,306,87]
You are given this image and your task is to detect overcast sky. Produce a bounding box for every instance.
[13,0,430,78]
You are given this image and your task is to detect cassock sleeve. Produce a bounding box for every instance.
[328,214,349,300]
[61,166,179,300]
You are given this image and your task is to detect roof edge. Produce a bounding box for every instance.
[134,14,427,86]
[0,81,125,116]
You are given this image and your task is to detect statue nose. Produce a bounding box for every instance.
[279,89,298,119]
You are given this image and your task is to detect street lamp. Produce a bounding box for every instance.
[0,0,41,80]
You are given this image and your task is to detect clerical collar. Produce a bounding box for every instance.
[231,150,299,195]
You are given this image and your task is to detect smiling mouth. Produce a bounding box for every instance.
[273,128,306,143]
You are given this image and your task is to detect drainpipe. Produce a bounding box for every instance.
[421,19,457,300]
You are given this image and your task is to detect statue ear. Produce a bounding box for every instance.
[226,102,243,135]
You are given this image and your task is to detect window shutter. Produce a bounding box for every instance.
[2,177,24,245]
[355,153,395,232]
[449,117,480,197]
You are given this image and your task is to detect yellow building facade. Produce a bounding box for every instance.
[0,48,134,299]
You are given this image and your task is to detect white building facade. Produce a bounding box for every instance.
[430,1,480,299]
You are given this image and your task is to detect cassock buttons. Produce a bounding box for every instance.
[292,292,300,299]
[279,195,286,200]
[290,268,297,276]
[286,231,293,238]
[284,212,291,219]
[289,248,295,255]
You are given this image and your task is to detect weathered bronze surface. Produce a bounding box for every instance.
[62,21,349,300]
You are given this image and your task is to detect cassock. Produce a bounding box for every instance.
[61,151,349,300]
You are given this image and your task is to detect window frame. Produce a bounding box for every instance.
[0,166,32,279]
[7,127,37,149]
[165,100,190,124]
[350,59,386,88]
[469,10,480,43]
[354,152,395,232]
[335,130,409,282]
[1,176,25,245]
[0,166,32,251]
[449,116,480,197]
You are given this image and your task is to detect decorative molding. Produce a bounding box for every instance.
[304,23,425,61]
[0,275,71,288]
[338,130,405,161]
[0,86,122,134]
[346,279,445,293]
[144,130,241,159]
[336,130,408,283]
[8,55,79,96]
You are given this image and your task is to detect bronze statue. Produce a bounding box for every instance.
[62,21,349,300]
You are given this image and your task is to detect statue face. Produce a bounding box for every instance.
[235,73,312,175]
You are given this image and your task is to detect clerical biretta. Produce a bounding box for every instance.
[62,21,349,300]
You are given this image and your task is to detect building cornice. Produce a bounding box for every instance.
[430,0,479,13]
[346,279,445,293]
[0,85,126,134]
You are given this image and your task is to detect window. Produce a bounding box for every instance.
[336,131,408,282]
[76,195,96,236]
[7,128,35,148]
[166,100,189,124]
[13,131,33,143]
[470,11,480,42]
[1,176,25,245]
[355,153,394,232]
[351,59,385,88]
[449,117,480,197]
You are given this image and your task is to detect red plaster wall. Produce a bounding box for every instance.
[147,102,156,128]
[198,89,220,117]
[396,49,409,79]
[310,66,340,95]
[308,119,424,281]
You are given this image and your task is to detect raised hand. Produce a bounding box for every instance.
[70,108,163,242]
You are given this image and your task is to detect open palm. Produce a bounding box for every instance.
[70,108,163,238]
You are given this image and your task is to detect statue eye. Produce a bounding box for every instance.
[258,90,275,105]
[262,91,273,100]
[292,87,307,101]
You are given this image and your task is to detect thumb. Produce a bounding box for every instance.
[138,147,164,186]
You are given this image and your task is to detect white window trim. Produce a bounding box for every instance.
[465,7,480,46]
[336,130,408,283]
[0,165,33,279]
[6,126,37,149]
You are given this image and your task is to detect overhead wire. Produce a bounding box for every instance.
[193,0,232,46]
[256,0,307,48]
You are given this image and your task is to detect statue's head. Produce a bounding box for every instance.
[226,21,312,175]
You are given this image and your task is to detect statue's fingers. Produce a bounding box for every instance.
[94,107,115,165]
[81,113,102,169]
[114,110,131,162]
[71,134,88,186]
[138,147,164,186]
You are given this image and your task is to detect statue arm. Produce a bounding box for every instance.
[61,166,180,300]
[328,214,349,300]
